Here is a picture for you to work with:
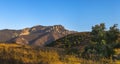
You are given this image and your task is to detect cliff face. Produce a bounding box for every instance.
[0,25,76,46]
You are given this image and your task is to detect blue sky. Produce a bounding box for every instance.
[0,0,119,31]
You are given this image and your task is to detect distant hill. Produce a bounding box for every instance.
[0,25,76,46]
[0,29,21,42]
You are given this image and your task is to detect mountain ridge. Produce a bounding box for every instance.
[0,25,76,46]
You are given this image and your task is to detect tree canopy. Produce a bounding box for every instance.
[83,23,120,59]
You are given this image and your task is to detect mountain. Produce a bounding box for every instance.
[0,25,76,46]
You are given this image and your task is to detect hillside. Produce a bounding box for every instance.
[0,25,75,46]
[47,32,91,49]
[47,32,120,48]
[47,31,120,59]
[0,29,21,42]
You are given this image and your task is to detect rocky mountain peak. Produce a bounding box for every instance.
[23,25,67,34]
[52,25,65,30]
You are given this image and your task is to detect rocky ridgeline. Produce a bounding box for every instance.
[19,25,71,35]
[0,25,76,46]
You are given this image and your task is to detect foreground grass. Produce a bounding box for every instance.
[0,43,119,64]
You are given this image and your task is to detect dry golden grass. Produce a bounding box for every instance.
[0,43,119,64]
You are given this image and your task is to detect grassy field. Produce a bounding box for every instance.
[0,43,119,64]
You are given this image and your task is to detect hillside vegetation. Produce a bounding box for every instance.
[47,32,90,48]
[47,23,120,63]
[0,43,120,64]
